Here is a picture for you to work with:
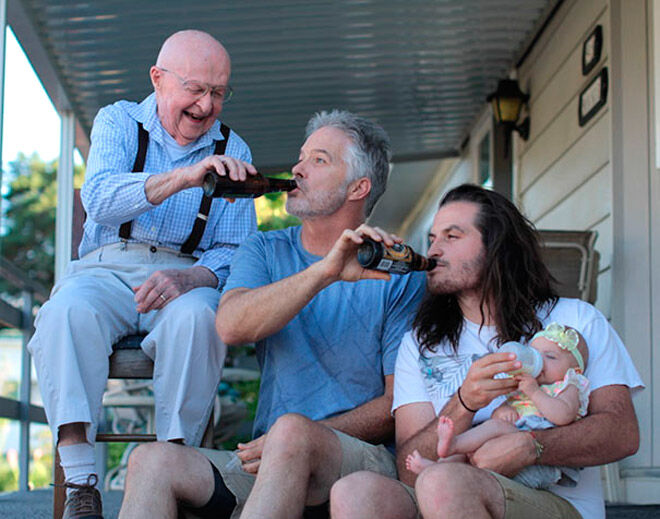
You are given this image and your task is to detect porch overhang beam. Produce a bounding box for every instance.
[7,0,90,156]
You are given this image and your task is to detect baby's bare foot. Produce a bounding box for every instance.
[405,449,435,474]
[436,416,455,458]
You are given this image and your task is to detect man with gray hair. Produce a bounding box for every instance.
[119,110,426,519]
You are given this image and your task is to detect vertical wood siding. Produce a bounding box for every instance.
[516,0,613,317]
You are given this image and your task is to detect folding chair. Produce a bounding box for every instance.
[537,229,599,304]
[538,229,623,500]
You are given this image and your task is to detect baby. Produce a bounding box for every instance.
[406,322,590,489]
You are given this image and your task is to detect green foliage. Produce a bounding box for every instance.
[28,452,51,489]
[0,419,53,491]
[1,379,18,400]
[29,425,54,489]
[1,152,85,292]
[219,378,260,450]
[0,457,17,491]
[232,379,260,421]
[107,442,129,471]
[256,172,300,231]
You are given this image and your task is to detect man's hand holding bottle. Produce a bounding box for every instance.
[320,224,404,283]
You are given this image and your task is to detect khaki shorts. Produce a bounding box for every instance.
[396,471,581,519]
[186,429,396,519]
[489,472,581,519]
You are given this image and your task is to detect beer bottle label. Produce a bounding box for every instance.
[357,238,434,273]
[381,243,413,263]
[376,259,393,271]
[377,259,412,275]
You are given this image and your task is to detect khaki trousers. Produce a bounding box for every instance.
[28,243,226,446]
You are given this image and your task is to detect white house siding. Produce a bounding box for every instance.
[516,0,612,316]
[609,0,659,503]
[652,0,660,499]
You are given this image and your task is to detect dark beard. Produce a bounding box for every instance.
[426,250,485,296]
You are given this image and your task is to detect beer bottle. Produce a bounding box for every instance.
[203,172,297,198]
[357,238,436,274]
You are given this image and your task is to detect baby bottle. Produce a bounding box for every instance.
[499,341,543,377]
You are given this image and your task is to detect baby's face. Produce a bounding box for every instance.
[531,336,579,385]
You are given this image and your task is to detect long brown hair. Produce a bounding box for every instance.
[414,184,558,353]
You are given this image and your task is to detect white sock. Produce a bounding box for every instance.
[58,443,97,497]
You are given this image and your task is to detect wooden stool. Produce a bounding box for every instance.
[52,334,215,519]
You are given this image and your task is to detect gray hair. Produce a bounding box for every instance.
[305,110,391,216]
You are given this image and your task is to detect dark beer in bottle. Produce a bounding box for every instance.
[357,238,436,274]
[202,172,297,198]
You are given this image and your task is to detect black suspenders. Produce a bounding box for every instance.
[118,122,149,241]
[118,121,231,255]
[180,123,230,254]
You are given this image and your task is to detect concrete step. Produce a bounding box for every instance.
[1,488,660,518]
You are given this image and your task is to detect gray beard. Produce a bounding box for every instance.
[286,185,349,219]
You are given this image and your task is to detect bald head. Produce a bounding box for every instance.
[156,30,230,73]
[150,30,232,145]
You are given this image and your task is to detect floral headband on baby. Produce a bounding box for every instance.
[532,322,584,373]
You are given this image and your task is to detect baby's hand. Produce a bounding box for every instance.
[516,373,540,397]
[492,405,519,423]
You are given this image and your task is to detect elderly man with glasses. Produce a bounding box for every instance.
[27,30,256,519]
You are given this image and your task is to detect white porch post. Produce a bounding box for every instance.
[611,0,659,503]
[18,290,32,491]
[0,0,6,242]
[55,110,75,281]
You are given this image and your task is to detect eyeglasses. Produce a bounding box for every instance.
[158,67,233,103]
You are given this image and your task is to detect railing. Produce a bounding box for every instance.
[0,255,49,491]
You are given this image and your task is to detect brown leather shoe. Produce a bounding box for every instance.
[62,474,103,519]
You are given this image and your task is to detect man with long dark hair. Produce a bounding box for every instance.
[330,184,643,519]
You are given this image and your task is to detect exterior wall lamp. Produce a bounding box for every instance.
[487,79,530,141]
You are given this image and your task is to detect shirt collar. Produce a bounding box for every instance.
[126,93,226,153]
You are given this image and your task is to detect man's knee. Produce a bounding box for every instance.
[36,296,94,332]
[30,298,105,357]
[126,442,177,483]
[417,463,493,509]
[330,471,360,503]
[265,413,318,456]
[332,470,383,496]
[331,472,416,519]
[416,463,471,503]
[330,471,378,514]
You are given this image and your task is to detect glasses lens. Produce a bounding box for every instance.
[183,81,207,98]
[172,68,232,103]
[209,87,232,103]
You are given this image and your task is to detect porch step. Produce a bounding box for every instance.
[1,489,659,518]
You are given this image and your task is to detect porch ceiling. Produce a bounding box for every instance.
[9,0,558,229]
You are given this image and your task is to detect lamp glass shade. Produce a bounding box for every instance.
[492,97,523,124]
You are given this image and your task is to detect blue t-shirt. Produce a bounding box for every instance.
[224,226,426,438]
